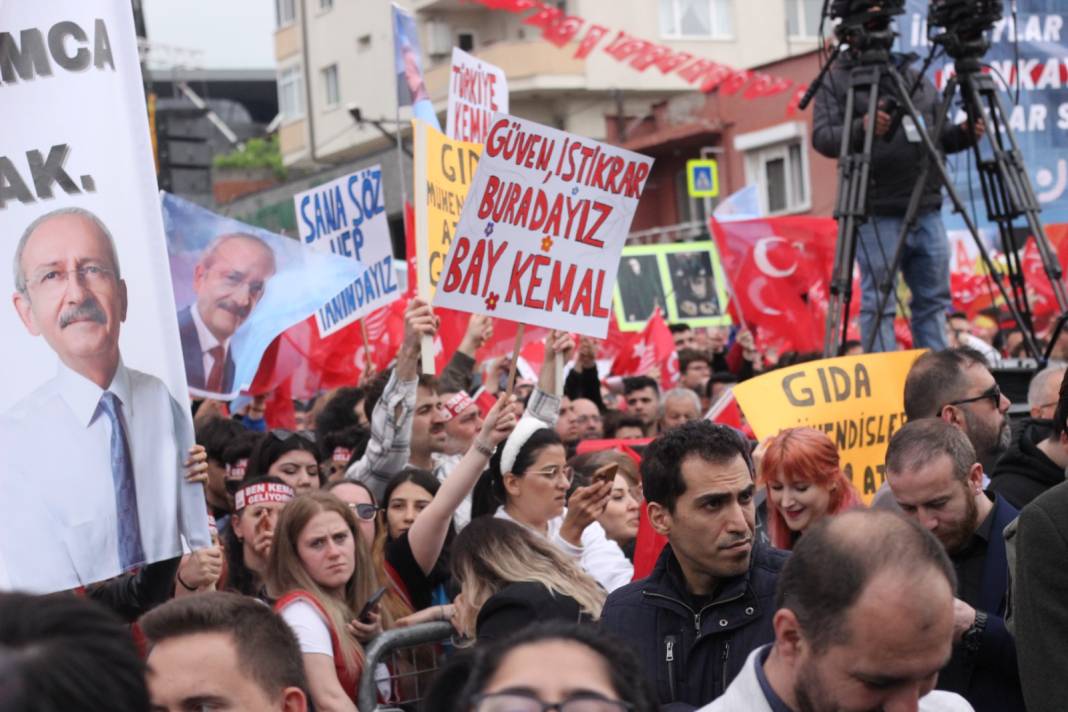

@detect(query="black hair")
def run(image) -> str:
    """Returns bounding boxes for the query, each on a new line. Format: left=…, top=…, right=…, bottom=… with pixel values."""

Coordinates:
left=472, top=427, right=562, bottom=518
left=224, top=475, right=289, bottom=597
left=705, top=372, right=738, bottom=399
left=885, top=418, right=976, bottom=482
left=1051, top=368, right=1068, bottom=438
left=667, top=323, right=692, bottom=334
left=246, top=430, right=319, bottom=482
left=320, top=425, right=370, bottom=464
left=640, top=420, right=752, bottom=513
left=454, top=621, right=658, bottom=712
left=381, top=467, right=446, bottom=540
left=141, top=591, right=308, bottom=701
left=195, top=416, right=246, bottom=463
left=362, top=371, right=392, bottom=424
left=604, top=413, right=645, bottom=439
left=314, top=386, right=365, bottom=438
left=623, top=375, right=659, bottom=396
left=0, top=592, right=149, bottom=712
left=837, top=339, right=863, bottom=356
left=220, top=430, right=264, bottom=468
left=776, top=510, right=956, bottom=653
left=903, top=346, right=988, bottom=420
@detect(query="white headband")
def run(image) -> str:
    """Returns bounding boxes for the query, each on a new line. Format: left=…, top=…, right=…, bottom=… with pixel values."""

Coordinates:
left=500, top=416, right=551, bottom=475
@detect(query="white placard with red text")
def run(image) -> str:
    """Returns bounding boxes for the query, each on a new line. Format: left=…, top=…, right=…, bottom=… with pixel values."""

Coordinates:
left=446, top=47, right=509, bottom=144
left=432, top=114, right=653, bottom=338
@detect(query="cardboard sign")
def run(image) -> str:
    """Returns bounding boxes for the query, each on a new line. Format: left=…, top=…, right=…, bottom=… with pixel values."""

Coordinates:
left=432, top=114, right=653, bottom=338
left=413, top=120, right=483, bottom=300
left=0, top=2, right=210, bottom=593
left=615, top=240, right=731, bottom=331
left=293, top=166, right=400, bottom=336
left=733, top=350, right=924, bottom=503
left=446, top=47, right=509, bottom=143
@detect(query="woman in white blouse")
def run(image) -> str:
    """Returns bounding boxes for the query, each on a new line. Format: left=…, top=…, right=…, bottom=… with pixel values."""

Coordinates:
left=483, top=415, right=634, bottom=592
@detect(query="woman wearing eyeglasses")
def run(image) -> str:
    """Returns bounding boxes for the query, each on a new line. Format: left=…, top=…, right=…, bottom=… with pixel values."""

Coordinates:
left=450, top=517, right=605, bottom=644
left=268, top=491, right=383, bottom=712
left=759, top=427, right=863, bottom=550
left=247, top=428, right=323, bottom=493
left=456, top=621, right=657, bottom=712
left=479, top=416, right=633, bottom=593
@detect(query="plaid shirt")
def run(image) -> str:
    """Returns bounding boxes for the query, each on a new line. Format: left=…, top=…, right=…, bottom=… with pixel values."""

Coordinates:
left=344, top=370, right=417, bottom=501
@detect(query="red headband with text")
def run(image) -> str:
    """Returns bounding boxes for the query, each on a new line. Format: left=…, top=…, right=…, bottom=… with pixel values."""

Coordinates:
left=234, top=482, right=295, bottom=511
left=442, top=391, right=476, bottom=420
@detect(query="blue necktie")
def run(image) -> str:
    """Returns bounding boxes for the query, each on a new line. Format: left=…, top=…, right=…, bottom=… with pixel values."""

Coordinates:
left=97, top=392, right=145, bottom=570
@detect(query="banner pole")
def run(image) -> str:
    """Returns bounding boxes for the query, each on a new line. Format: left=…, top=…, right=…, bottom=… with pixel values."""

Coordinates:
left=504, top=324, right=526, bottom=400
left=359, top=319, right=373, bottom=375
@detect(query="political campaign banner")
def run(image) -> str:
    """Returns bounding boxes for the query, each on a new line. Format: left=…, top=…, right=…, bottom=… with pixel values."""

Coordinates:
left=413, top=120, right=483, bottom=300
left=0, top=1, right=210, bottom=593
left=446, top=47, right=509, bottom=144
left=293, top=166, right=400, bottom=337
left=392, top=2, right=439, bottom=128
left=733, top=350, right=924, bottom=503
left=432, top=114, right=654, bottom=338
left=614, top=241, right=731, bottom=331
left=899, top=0, right=1068, bottom=226
left=161, top=193, right=365, bottom=400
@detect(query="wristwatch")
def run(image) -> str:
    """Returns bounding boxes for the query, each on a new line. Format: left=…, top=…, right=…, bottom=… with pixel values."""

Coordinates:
left=961, top=610, right=988, bottom=655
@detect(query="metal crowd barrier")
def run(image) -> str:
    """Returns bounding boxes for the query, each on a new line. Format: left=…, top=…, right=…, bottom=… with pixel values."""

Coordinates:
left=357, top=621, right=455, bottom=712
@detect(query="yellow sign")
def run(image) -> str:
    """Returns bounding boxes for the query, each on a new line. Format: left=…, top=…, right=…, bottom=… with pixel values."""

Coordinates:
left=412, top=119, right=482, bottom=300
left=686, top=158, right=719, bottom=198
left=733, top=350, right=924, bottom=503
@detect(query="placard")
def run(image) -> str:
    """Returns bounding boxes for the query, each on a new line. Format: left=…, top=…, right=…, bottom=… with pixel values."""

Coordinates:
left=446, top=47, right=509, bottom=143
left=293, top=166, right=400, bottom=336
left=432, top=114, right=653, bottom=337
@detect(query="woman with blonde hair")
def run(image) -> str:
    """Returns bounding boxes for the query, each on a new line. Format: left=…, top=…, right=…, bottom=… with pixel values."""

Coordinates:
left=451, top=517, right=606, bottom=644
left=268, top=491, right=381, bottom=712
left=759, top=426, right=863, bottom=550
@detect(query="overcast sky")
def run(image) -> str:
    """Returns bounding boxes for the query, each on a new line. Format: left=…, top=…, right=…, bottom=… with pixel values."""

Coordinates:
left=143, top=0, right=275, bottom=70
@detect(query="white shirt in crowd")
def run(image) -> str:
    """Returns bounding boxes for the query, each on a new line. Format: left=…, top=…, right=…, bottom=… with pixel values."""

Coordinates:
left=495, top=506, right=633, bottom=593
left=0, top=361, right=210, bottom=593
left=189, top=303, right=229, bottom=383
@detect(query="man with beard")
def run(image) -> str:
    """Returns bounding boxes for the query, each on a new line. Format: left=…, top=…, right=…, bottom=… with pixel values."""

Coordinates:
left=700, top=510, right=972, bottom=712
left=179, top=232, right=276, bottom=394
left=885, top=419, right=1023, bottom=712
left=2, top=208, right=209, bottom=593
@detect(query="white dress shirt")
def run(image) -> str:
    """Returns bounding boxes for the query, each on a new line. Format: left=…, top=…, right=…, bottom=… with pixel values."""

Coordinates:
left=0, top=360, right=210, bottom=593
left=190, top=302, right=229, bottom=382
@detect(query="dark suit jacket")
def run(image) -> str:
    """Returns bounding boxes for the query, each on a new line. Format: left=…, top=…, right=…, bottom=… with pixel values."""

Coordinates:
left=1014, top=480, right=1068, bottom=712
left=177, top=305, right=235, bottom=393
left=938, top=494, right=1025, bottom=712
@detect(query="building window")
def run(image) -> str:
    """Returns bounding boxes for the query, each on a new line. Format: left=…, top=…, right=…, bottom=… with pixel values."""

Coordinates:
left=746, top=141, right=808, bottom=214
left=458, top=31, right=476, bottom=52
left=357, top=34, right=372, bottom=52
left=786, top=0, right=824, bottom=39
left=278, top=64, right=304, bottom=121
left=319, top=0, right=334, bottom=10
left=275, top=0, right=296, bottom=27
left=659, top=0, right=733, bottom=39
left=322, top=64, right=340, bottom=108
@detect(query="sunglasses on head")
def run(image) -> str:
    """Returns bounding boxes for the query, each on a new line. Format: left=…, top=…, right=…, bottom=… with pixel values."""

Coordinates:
left=270, top=428, right=316, bottom=444
left=945, top=383, right=1002, bottom=410
left=348, top=502, right=379, bottom=520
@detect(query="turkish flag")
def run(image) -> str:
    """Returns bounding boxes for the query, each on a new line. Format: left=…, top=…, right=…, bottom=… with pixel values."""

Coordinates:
left=711, top=217, right=837, bottom=353
left=610, top=308, right=678, bottom=389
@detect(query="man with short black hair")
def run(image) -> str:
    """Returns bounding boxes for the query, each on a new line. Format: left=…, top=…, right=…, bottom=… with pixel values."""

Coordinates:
left=0, top=591, right=150, bottom=711
left=623, top=375, right=660, bottom=437
left=678, top=348, right=712, bottom=391
left=602, top=420, right=787, bottom=708
left=700, top=510, right=971, bottom=711
left=142, top=591, right=308, bottom=712
left=669, top=323, right=696, bottom=351
left=196, top=416, right=246, bottom=518
left=886, top=419, right=1023, bottom=712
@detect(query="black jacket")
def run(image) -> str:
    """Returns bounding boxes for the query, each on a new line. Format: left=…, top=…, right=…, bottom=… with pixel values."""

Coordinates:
left=476, top=581, right=589, bottom=645
left=938, top=495, right=1025, bottom=712
left=812, top=52, right=975, bottom=215
left=600, top=542, right=787, bottom=711
left=990, top=418, right=1064, bottom=509
left=1014, top=480, right=1068, bottom=712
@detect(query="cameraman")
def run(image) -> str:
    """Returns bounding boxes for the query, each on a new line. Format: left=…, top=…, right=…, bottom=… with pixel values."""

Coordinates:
left=813, top=9, right=984, bottom=352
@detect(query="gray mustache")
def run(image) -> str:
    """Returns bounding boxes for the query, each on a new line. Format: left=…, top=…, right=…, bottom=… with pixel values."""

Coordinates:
left=59, top=299, right=107, bottom=329
left=216, top=299, right=251, bottom=319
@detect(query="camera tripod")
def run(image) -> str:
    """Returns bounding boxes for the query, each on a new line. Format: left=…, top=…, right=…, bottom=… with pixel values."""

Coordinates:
left=816, top=43, right=1059, bottom=358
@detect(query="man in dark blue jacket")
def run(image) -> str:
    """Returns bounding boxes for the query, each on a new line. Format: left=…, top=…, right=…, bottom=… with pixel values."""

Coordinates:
left=886, top=418, right=1025, bottom=712
left=601, top=421, right=788, bottom=710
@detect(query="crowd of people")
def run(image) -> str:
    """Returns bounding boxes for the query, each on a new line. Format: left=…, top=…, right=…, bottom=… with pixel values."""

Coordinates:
left=4, top=299, right=1068, bottom=712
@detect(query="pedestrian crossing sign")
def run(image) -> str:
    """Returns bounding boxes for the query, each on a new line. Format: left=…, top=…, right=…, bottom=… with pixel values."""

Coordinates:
left=686, top=159, right=719, bottom=198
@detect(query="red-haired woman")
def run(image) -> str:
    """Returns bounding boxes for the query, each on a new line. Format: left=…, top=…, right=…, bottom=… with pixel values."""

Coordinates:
left=759, top=427, right=863, bottom=549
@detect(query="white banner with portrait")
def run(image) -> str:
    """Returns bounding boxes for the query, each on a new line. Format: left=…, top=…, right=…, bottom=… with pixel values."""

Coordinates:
left=0, top=1, right=210, bottom=593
